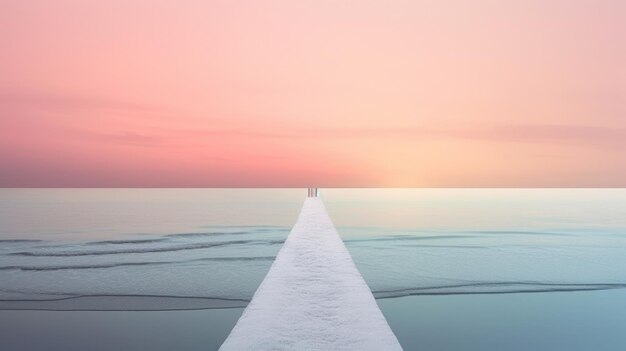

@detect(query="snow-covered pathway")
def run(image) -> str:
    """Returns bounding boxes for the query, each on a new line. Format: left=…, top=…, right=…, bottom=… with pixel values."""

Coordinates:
left=220, top=197, right=402, bottom=350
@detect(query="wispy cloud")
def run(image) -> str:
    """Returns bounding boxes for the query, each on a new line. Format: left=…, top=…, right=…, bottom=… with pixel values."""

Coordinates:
left=4, top=91, right=622, bottom=149
left=465, top=124, right=626, bottom=145
left=0, top=90, right=163, bottom=115
left=94, top=124, right=625, bottom=147
left=81, top=130, right=168, bottom=147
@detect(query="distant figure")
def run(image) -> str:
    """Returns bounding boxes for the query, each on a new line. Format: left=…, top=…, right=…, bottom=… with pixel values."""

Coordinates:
left=307, top=187, right=319, bottom=197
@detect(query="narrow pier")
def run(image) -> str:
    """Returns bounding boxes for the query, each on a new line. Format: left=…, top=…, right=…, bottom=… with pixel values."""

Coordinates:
left=220, top=192, right=402, bottom=350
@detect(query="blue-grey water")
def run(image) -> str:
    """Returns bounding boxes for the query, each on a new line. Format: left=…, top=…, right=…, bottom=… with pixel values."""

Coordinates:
left=1, top=189, right=625, bottom=350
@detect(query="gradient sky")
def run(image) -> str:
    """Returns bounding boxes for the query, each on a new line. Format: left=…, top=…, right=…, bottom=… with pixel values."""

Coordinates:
left=1, top=0, right=625, bottom=187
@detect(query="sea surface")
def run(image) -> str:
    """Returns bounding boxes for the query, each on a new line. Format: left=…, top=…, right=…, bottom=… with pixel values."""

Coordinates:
left=1, top=188, right=625, bottom=350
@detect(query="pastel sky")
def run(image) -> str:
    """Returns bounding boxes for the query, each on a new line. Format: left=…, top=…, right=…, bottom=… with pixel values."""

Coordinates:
left=1, top=0, right=624, bottom=187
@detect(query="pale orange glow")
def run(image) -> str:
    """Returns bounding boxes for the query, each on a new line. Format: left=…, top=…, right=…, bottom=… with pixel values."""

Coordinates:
left=1, top=1, right=624, bottom=187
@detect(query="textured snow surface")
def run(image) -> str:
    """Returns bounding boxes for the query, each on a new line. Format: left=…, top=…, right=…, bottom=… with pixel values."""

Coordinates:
left=220, top=198, right=402, bottom=350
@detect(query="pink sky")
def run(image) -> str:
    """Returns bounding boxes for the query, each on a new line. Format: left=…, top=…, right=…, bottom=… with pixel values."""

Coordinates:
left=1, top=0, right=625, bottom=187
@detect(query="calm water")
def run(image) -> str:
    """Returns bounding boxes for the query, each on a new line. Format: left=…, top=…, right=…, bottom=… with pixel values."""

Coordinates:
left=1, top=189, right=625, bottom=350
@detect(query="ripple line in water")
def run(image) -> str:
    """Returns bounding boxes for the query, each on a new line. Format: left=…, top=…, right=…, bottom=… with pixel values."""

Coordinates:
left=165, top=231, right=251, bottom=238
left=463, top=230, right=575, bottom=237
left=0, top=294, right=250, bottom=311
left=373, top=281, right=626, bottom=298
left=2, top=280, right=626, bottom=311
left=8, top=240, right=285, bottom=257
left=345, top=235, right=478, bottom=244
left=0, top=256, right=276, bottom=271
left=85, top=238, right=167, bottom=245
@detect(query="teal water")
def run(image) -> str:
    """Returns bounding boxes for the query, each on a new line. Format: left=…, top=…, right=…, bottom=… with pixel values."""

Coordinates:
left=1, top=189, right=625, bottom=350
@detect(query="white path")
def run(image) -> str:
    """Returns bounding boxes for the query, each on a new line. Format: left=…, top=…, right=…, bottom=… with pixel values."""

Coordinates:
left=220, top=197, right=402, bottom=350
